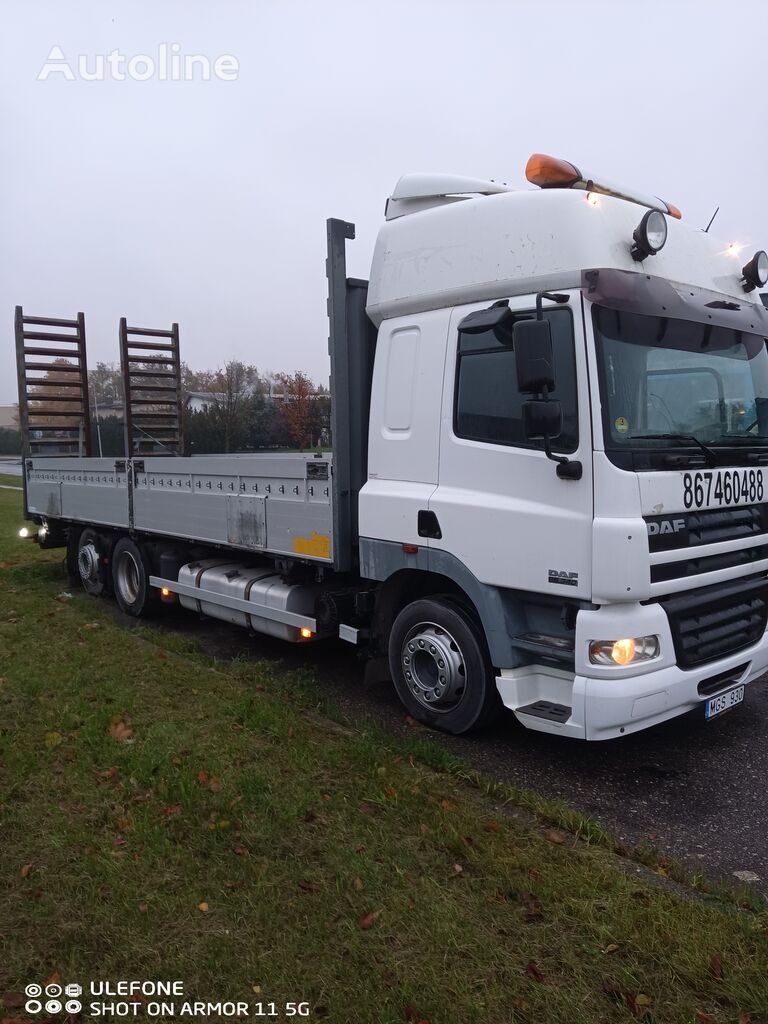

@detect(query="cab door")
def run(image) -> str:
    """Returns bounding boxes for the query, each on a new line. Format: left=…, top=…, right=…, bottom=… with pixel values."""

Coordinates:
left=428, top=290, right=594, bottom=601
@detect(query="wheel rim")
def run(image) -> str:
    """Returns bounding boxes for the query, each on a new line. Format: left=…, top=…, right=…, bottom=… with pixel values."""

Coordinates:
left=401, top=621, right=467, bottom=713
left=78, top=541, right=100, bottom=586
left=116, top=551, right=141, bottom=604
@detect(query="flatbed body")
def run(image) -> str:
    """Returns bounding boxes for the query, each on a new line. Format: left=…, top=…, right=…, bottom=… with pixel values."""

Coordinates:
left=25, top=453, right=335, bottom=564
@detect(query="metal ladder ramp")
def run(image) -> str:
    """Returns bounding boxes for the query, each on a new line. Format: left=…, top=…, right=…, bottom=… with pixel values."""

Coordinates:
left=119, top=318, right=184, bottom=456
left=14, top=305, right=93, bottom=457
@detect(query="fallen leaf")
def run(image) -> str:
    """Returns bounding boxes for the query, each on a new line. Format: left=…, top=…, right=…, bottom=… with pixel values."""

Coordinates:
left=520, top=892, right=543, bottom=922
left=45, top=731, right=63, bottom=749
left=162, top=805, right=181, bottom=817
left=353, top=877, right=364, bottom=891
left=524, top=962, right=545, bottom=983
left=452, top=863, right=464, bottom=875
left=138, top=902, right=148, bottom=913
left=287, top=726, right=294, bottom=739
left=694, top=1013, right=717, bottom=1024
left=485, top=820, right=502, bottom=833
left=108, top=716, right=134, bottom=743
left=358, top=801, right=380, bottom=817
left=157, top=649, right=168, bottom=661
left=233, top=845, right=250, bottom=857
left=405, top=716, right=419, bottom=727
left=223, top=880, right=243, bottom=889
left=197, top=770, right=209, bottom=785
left=359, top=910, right=381, bottom=929
left=208, top=776, right=222, bottom=793
left=709, top=952, right=724, bottom=979
left=82, top=622, right=99, bottom=630
left=114, top=835, right=127, bottom=847
left=528, top=866, right=542, bottom=882
left=655, top=865, right=669, bottom=877
left=603, top=943, right=620, bottom=954
left=738, top=1014, right=752, bottom=1024
left=601, top=979, right=622, bottom=998
left=298, top=879, right=321, bottom=893
left=440, top=799, right=456, bottom=812
left=404, top=1007, right=418, bottom=1021
left=20, top=863, right=33, bottom=878
left=198, top=901, right=209, bottom=912
left=511, top=997, right=529, bottom=1010
left=2, top=992, right=24, bottom=1009
left=384, top=787, right=397, bottom=798
left=545, top=829, right=566, bottom=844
left=303, top=808, right=328, bottom=825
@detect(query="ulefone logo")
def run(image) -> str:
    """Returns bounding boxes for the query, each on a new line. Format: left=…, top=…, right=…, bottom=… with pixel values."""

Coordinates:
left=38, top=44, right=239, bottom=82
left=24, top=982, right=82, bottom=1016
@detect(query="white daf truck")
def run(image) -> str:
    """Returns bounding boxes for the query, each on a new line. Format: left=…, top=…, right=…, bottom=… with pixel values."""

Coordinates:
left=16, top=153, right=768, bottom=740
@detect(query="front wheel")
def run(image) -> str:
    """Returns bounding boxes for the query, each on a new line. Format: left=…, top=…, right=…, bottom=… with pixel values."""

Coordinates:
left=388, top=597, right=500, bottom=734
left=112, top=537, right=154, bottom=617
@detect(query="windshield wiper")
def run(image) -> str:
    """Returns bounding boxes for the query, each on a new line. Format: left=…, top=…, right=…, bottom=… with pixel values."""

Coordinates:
left=628, top=433, right=717, bottom=466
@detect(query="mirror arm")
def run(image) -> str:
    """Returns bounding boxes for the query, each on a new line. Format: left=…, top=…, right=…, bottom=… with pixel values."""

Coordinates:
left=535, top=291, right=570, bottom=320
left=539, top=384, right=583, bottom=480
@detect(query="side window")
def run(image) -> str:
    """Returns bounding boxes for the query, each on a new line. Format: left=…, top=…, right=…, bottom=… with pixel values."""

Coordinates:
left=454, top=307, right=578, bottom=453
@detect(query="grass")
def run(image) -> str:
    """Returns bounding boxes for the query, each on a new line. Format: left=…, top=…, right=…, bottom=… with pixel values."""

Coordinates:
left=0, top=485, right=767, bottom=1024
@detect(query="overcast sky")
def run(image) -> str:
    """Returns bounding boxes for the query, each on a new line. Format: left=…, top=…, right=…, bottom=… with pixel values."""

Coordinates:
left=1, top=0, right=766, bottom=404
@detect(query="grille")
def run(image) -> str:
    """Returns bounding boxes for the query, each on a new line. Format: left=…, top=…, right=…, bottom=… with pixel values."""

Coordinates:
left=645, top=505, right=768, bottom=553
left=660, top=575, right=768, bottom=668
left=651, top=546, right=764, bottom=583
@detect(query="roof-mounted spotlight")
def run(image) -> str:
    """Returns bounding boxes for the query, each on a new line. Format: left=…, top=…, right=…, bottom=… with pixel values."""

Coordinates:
left=631, top=209, right=667, bottom=262
left=741, top=250, right=768, bottom=292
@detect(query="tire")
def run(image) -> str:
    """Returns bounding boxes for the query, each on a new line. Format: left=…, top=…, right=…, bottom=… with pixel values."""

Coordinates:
left=112, top=537, right=154, bottom=617
left=75, top=527, right=108, bottom=597
left=388, top=596, right=500, bottom=734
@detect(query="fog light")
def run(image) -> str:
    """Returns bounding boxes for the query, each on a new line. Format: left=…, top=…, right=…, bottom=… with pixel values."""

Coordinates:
left=631, top=209, right=667, bottom=261
left=18, top=527, right=29, bottom=538
left=589, top=635, right=660, bottom=666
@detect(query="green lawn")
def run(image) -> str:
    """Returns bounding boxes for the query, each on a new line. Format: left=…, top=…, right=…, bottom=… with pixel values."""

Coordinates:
left=0, top=483, right=766, bottom=1024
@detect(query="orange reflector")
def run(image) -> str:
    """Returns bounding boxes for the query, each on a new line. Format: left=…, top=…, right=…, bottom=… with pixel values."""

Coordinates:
left=300, top=628, right=313, bottom=639
left=664, top=201, right=682, bottom=220
left=161, top=587, right=171, bottom=597
left=402, top=543, right=418, bottom=554
left=525, top=152, right=581, bottom=188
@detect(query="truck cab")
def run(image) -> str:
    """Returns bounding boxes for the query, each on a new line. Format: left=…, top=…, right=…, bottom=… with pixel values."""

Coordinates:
left=359, top=156, right=768, bottom=738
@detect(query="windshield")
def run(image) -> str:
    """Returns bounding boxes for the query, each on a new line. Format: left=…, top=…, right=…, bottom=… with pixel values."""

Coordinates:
left=592, top=305, right=768, bottom=453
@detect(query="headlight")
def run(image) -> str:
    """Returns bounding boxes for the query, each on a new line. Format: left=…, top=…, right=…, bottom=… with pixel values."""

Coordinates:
left=18, top=526, right=29, bottom=538
left=588, top=635, right=660, bottom=667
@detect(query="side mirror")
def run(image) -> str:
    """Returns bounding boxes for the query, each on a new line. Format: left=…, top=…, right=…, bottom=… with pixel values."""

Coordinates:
left=513, top=319, right=555, bottom=393
left=524, top=399, right=562, bottom=442
left=458, top=300, right=514, bottom=336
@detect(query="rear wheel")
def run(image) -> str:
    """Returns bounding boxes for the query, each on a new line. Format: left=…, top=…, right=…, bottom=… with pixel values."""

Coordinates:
left=388, top=597, right=500, bottom=734
left=76, top=528, right=108, bottom=596
left=112, top=537, right=154, bottom=617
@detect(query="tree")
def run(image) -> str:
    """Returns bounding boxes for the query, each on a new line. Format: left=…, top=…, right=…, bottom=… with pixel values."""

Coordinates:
left=278, top=371, right=319, bottom=449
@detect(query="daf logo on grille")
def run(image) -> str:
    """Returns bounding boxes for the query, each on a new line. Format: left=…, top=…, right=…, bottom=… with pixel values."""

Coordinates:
left=647, top=518, right=686, bottom=536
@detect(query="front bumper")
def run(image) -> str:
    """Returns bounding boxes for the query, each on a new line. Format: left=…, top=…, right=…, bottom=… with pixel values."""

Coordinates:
left=496, top=598, right=768, bottom=740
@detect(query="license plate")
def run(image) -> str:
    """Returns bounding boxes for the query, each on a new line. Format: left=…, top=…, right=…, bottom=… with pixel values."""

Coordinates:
left=704, top=685, right=745, bottom=720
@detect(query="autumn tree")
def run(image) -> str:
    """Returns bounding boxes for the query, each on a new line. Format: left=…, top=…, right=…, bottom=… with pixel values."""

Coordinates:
left=276, top=372, right=319, bottom=449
